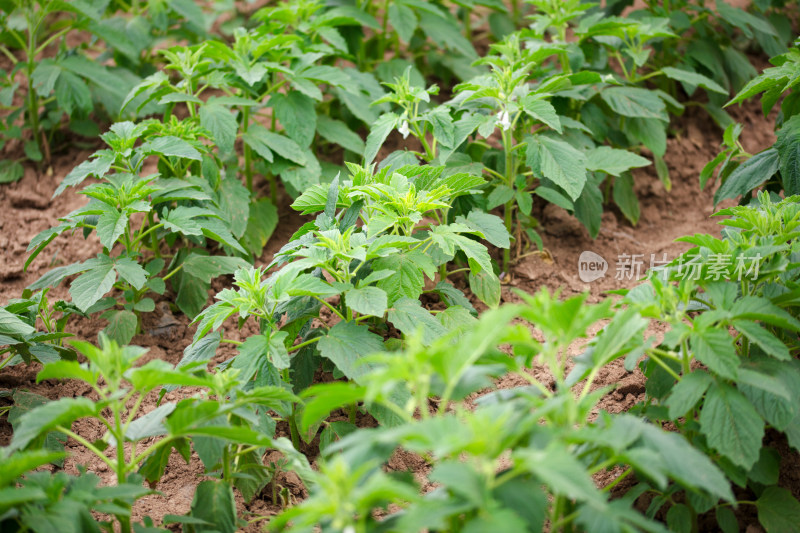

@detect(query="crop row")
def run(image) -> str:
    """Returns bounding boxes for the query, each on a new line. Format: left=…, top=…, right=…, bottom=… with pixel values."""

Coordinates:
left=1, top=1, right=800, bottom=532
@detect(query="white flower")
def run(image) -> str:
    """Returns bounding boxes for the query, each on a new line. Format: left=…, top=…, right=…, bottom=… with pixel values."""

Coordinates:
left=343, top=527, right=356, bottom=533
left=398, top=120, right=410, bottom=138
left=496, top=110, right=511, bottom=131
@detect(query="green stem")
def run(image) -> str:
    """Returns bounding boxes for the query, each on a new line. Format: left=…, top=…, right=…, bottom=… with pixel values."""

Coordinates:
left=243, top=106, right=254, bottom=192
left=56, top=426, right=115, bottom=471
left=161, top=263, right=183, bottom=282
left=289, top=336, right=321, bottom=353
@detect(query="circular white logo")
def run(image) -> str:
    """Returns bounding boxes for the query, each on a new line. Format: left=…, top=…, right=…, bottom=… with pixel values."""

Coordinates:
left=578, top=251, right=607, bottom=282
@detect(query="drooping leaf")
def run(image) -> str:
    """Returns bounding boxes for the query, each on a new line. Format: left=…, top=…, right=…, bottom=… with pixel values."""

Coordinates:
left=699, top=383, right=764, bottom=469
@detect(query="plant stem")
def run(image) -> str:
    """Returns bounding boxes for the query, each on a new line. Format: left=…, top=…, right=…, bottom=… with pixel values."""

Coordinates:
left=242, top=106, right=254, bottom=192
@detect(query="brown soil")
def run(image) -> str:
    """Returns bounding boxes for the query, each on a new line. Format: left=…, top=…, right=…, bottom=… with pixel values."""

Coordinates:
left=1, top=54, right=797, bottom=533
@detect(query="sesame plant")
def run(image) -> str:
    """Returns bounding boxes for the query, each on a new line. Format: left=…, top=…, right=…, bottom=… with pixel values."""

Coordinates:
left=705, top=39, right=800, bottom=203
left=185, top=163, right=507, bottom=448
left=617, top=193, right=800, bottom=532
left=24, top=120, right=250, bottom=344
left=6, top=334, right=309, bottom=532
left=272, top=290, right=735, bottom=532
left=0, top=288, right=77, bottom=371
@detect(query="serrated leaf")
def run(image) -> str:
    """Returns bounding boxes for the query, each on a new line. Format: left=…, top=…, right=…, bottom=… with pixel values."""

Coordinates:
left=601, top=86, right=667, bottom=120
left=102, top=309, right=137, bottom=345
left=690, top=328, right=739, bottom=380
left=271, top=91, right=316, bottom=147
left=0, top=308, right=35, bottom=336
left=115, top=256, right=148, bottom=290
left=714, top=148, right=779, bottom=204
left=182, top=254, right=251, bottom=283
left=388, top=297, right=449, bottom=345
left=521, top=95, right=561, bottom=132
left=10, top=397, right=99, bottom=451
left=460, top=210, right=510, bottom=248
left=586, top=146, right=651, bottom=176
left=613, top=172, right=640, bottom=225
left=141, top=136, right=201, bottom=160
left=666, top=371, right=713, bottom=419
left=699, top=383, right=764, bottom=469
left=96, top=205, right=129, bottom=250
left=316, top=116, right=365, bottom=155
left=345, top=286, right=388, bottom=317
left=527, top=136, right=587, bottom=200
left=199, top=102, right=237, bottom=154
left=317, top=321, right=383, bottom=380
left=757, top=487, right=800, bottom=533
left=243, top=198, right=278, bottom=256
left=189, top=480, right=237, bottom=533
left=662, top=67, right=727, bottom=95
left=70, top=257, right=117, bottom=312
left=365, top=112, right=399, bottom=164
left=776, top=115, right=800, bottom=195
left=469, top=269, right=500, bottom=308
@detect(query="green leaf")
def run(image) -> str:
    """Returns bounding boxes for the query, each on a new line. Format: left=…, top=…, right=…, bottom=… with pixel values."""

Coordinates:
left=217, top=178, right=250, bottom=238
left=242, top=198, right=278, bottom=256
left=271, top=91, right=316, bottom=147
left=125, top=403, right=175, bottom=442
left=375, top=251, right=436, bottom=305
left=102, top=309, right=137, bottom=345
left=699, top=383, right=765, bottom=469
left=55, top=71, right=92, bottom=116
left=365, top=112, right=400, bottom=164
left=201, top=218, right=247, bottom=254
left=54, top=154, right=115, bottom=196
left=0, top=449, right=66, bottom=487
left=300, top=382, right=365, bottom=434
left=527, top=135, right=587, bottom=200
left=388, top=2, right=417, bottom=42
left=0, top=160, right=24, bottom=184
left=189, top=480, right=237, bottom=533
left=521, top=95, right=561, bottom=132
left=317, top=321, right=383, bottom=380
left=96, top=205, right=129, bottom=250
left=469, top=269, right=501, bottom=308
left=666, top=504, right=692, bottom=533
left=734, top=320, right=791, bottom=361
left=716, top=507, right=739, bottom=533
left=70, top=256, right=117, bottom=312
left=316, top=116, right=365, bottom=155
left=0, top=308, right=35, bottom=336
left=666, top=371, right=713, bottom=419
left=586, top=146, right=651, bottom=176
left=114, top=257, right=148, bottom=290
left=661, top=67, right=727, bottom=95
left=388, top=297, right=449, bottom=345
left=10, top=397, right=99, bottom=451
left=199, top=102, right=237, bottom=154
left=714, top=148, right=779, bottom=204
left=627, top=117, right=667, bottom=157
left=601, top=86, right=668, bottom=120
left=757, top=487, right=800, bottom=533
left=460, top=211, right=510, bottom=248
left=345, top=286, right=388, bottom=317
left=141, top=136, right=202, bottom=161
left=690, top=328, right=739, bottom=380
left=247, top=125, right=306, bottom=165
left=517, top=445, right=603, bottom=504
left=776, top=115, right=800, bottom=195
left=182, top=254, right=251, bottom=284
left=612, top=172, right=640, bottom=225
